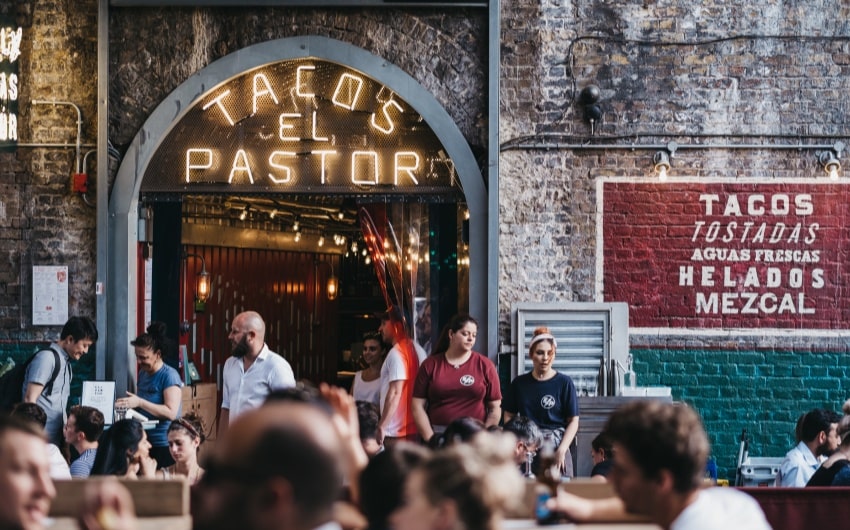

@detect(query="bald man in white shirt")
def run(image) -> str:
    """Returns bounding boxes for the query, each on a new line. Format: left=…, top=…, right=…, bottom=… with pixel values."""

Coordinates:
left=219, top=311, right=295, bottom=431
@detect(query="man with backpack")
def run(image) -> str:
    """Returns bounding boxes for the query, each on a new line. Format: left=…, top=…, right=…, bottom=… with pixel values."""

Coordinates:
left=23, top=316, right=98, bottom=446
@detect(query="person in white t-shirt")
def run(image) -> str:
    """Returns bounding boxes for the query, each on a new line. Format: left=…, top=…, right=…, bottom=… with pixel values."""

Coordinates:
left=548, top=400, right=771, bottom=530
left=219, top=311, right=295, bottom=432
left=377, top=307, right=426, bottom=445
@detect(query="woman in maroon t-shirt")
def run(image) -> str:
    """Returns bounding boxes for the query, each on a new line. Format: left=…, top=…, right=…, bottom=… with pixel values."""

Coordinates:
left=411, top=314, right=502, bottom=444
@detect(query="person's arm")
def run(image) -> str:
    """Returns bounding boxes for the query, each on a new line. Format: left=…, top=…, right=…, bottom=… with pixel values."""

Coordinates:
left=503, top=410, right=516, bottom=423
left=484, top=400, right=501, bottom=428
left=377, top=379, right=403, bottom=445
left=411, top=397, right=433, bottom=442
left=319, top=383, right=369, bottom=504
left=23, top=351, right=54, bottom=403
left=218, top=408, right=230, bottom=434
left=24, top=382, right=45, bottom=403
left=557, top=416, right=579, bottom=472
left=122, top=386, right=181, bottom=420
left=548, top=490, right=627, bottom=522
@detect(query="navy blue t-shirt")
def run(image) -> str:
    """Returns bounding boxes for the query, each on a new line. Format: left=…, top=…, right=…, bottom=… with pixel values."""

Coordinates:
left=503, top=372, right=578, bottom=431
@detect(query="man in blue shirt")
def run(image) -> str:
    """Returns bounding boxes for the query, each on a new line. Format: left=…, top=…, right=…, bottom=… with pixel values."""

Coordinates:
left=64, top=405, right=104, bottom=478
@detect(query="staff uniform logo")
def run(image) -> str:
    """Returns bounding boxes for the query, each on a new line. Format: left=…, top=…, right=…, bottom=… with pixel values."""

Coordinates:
left=540, top=395, right=556, bottom=409
left=459, top=374, right=475, bottom=386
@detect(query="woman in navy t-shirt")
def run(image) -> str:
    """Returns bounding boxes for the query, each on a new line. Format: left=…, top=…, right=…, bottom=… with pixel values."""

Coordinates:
left=503, top=326, right=579, bottom=477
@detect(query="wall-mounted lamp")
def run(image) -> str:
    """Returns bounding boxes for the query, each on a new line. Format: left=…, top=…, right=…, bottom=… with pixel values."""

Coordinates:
left=653, top=142, right=677, bottom=181
left=653, top=151, right=671, bottom=181
left=292, top=217, right=300, bottom=231
left=239, top=205, right=249, bottom=221
left=819, top=143, right=844, bottom=180
left=183, top=252, right=212, bottom=305
left=315, top=260, right=339, bottom=301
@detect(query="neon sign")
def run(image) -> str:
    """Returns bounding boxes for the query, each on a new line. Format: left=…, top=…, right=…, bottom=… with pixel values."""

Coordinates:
left=143, top=59, right=458, bottom=195
left=0, top=22, right=21, bottom=150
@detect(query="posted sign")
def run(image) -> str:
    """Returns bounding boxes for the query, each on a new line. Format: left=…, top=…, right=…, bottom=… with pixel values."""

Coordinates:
left=598, top=180, right=850, bottom=330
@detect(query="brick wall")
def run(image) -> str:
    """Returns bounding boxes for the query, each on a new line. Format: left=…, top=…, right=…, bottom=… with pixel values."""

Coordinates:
left=0, top=0, right=97, bottom=341
left=500, top=0, right=850, bottom=479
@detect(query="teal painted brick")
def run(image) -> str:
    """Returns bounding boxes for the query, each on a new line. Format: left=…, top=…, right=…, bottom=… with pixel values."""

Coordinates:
left=791, top=366, right=811, bottom=377
left=632, top=346, right=849, bottom=480
left=755, top=364, right=774, bottom=376
left=737, top=365, right=756, bottom=376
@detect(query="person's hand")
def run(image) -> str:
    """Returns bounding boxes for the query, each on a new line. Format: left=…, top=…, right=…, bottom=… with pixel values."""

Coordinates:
left=375, top=425, right=386, bottom=446
left=556, top=445, right=569, bottom=474
left=546, top=488, right=593, bottom=522
left=115, top=392, right=141, bottom=411
left=77, top=478, right=137, bottom=530
left=137, top=454, right=158, bottom=478
left=319, top=383, right=358, bottom=442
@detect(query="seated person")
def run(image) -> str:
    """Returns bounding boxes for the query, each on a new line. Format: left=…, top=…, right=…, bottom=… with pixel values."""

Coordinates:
left=158, top=413, right=206, bottom=484
left=776, top=408, right=840, bottom=486
left=547, top=400, right=770, bottom=530
left=359, top=442, right=430, bottom=530
left=810, top=399, right=850, bottom=486
left=590, top=431, right=614, bottom=481
left=11, top=402, right=71, bottom=479
left=391, top=431, right=524, bottom=530
left=502, top=415, right=542, bottom=473
left=429, top=416, right=485, bottom=449
left=0, top=415, right=55, bottom=529
left=90, top=418, right=157, bottom=478
left=63, top=405, right=104, bottom=478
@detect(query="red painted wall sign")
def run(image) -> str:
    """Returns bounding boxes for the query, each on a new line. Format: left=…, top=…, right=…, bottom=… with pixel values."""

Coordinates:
left=600, top=180, right=850, bottom=330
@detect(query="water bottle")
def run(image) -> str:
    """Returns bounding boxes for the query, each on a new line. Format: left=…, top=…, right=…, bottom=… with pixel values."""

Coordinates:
left=625, top=354, right=637, bottom=389
left=705, top=456, right=718, bottom=484
left=535, top=433, right=561, bottom=525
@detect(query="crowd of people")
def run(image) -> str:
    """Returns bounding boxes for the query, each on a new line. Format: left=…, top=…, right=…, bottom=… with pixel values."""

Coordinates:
left=13, top=308, right=841, bottom=530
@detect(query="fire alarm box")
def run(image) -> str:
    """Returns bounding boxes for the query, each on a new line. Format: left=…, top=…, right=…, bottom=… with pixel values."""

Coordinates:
left=72, top=173, right=88, bottom=193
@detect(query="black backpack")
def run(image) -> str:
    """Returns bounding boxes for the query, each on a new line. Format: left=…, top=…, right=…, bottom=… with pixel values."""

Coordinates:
left=0, top=348, right=61, bottom=413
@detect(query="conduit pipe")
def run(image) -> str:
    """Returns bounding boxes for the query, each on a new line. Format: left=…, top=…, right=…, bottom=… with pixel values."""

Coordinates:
left=30, top=99, right=84, bottom=174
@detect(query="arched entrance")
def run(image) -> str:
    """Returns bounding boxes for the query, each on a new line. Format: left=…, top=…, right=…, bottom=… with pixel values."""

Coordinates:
left=107, top=36, right=487, bottom=395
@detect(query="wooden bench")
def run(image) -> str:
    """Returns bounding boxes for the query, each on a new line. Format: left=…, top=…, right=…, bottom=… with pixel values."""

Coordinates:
left=48, top=477, right=191, bottom=530
left=738, top=487, right=850, bottom=530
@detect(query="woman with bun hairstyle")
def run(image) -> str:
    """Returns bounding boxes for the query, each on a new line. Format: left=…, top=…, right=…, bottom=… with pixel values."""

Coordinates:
left=411, top=314, right=501, bottom=445
left=503, top=326, right=579, bottom=477
left=159, top=412, right=206, bottom=484
left=114, top=321, right=184, bottom=468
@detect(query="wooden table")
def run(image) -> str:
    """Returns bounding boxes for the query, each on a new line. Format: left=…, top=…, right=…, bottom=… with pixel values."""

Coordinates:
left=47, top=516, right=191, bottom=530
left=504, top=520, right=661, bottom=529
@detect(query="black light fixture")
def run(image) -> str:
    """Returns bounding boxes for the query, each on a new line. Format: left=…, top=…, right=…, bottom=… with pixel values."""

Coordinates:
left=578, top=85, right=603, bottom=132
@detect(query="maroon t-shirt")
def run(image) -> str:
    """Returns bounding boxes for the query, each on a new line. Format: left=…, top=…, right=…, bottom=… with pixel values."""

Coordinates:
left=413, top=352, right=502, bottom=427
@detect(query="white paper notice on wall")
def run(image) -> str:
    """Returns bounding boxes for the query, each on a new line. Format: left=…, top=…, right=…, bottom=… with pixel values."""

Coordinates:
left=32, top=265, right=69, bottom=326
left=81, top=381, right=116, bottom=425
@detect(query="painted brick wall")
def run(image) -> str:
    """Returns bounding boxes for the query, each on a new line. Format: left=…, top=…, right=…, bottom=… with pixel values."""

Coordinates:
left=500, top=0, right=850, bottom=480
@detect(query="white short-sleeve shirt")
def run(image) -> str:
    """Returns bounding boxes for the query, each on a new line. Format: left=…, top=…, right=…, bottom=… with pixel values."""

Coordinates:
left=221, top=344, right=295, bottom=421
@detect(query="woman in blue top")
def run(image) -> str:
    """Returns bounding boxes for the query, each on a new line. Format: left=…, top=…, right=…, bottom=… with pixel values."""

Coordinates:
left=503, top=326, right=579, bottom=477
left=115, top=321, right=183, bottom=468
